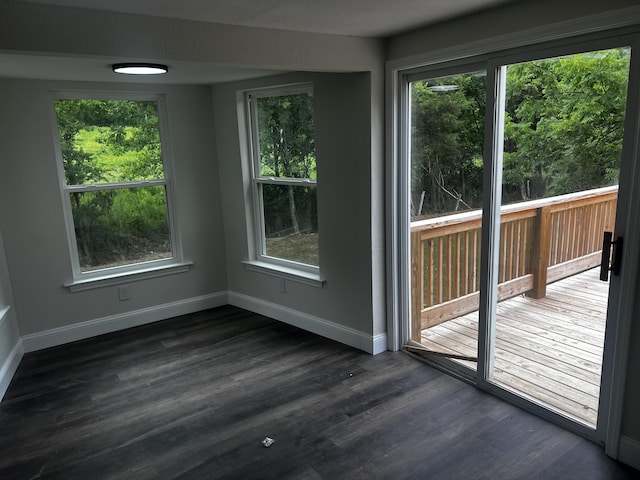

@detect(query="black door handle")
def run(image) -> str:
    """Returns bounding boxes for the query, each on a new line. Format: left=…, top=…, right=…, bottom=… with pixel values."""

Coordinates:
left=600, top=232, right=623, bottom=281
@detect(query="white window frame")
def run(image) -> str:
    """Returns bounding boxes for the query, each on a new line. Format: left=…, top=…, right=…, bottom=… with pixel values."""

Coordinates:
left=50, top=91, right=188, bottom=290
left=242, top=84, right=324, bottom=287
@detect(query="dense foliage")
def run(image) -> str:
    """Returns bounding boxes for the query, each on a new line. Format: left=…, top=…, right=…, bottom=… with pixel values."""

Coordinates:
left=411, top=72, right=486, bottom=215
left=411, top=48, right=630, bottom=217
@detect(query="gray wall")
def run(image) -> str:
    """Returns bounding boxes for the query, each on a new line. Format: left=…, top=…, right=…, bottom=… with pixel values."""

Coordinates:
left=213, top=71, right=386, bottom=343
left=0, top=80, right=227, bottom=336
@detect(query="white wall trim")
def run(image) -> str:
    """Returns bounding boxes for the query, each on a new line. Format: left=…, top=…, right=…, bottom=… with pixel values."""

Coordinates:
left=372, top=333, right=388, bottom=355
left=65, top=262, right=193, bottom=292
left=19, top=290, right=387, bottom=356
left=21, top=292, right=228, bottom=353
left=618, top=436, right=640, bottom=471
left=0, top=338, right=24, bottom=401
left=228, top=291, right=386, bottom=355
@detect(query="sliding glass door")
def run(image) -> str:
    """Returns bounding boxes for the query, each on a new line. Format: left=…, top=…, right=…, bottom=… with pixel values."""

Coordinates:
left=401, top=33, right=640, bottom=441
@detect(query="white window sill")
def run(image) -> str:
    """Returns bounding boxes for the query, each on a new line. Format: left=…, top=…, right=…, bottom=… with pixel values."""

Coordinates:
left=64, top=262, right=193, bottom=292
left=242, top=261, right=326, bottom=288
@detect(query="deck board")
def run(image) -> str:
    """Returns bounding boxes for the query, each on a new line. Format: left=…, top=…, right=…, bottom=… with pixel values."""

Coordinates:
left=420, top=268, right=607, bottom=427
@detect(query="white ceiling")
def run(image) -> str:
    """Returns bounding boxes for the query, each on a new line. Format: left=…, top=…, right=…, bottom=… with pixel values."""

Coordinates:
left=14, top=0, right=512, bottom=37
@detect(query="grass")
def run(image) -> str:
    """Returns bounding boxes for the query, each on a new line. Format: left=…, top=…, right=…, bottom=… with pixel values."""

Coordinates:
left=266, top=233, right=319, bottom=266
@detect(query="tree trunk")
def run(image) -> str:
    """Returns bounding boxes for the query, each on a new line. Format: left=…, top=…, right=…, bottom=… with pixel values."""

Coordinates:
left=287, top=185, right=300, bottom=235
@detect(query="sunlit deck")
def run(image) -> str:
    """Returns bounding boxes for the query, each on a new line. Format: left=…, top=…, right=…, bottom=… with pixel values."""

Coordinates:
left=421, top=267, right=607, bottom=427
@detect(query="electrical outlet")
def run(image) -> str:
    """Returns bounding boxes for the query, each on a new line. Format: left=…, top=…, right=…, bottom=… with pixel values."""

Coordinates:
left=118, top=285, right=130, bottom=301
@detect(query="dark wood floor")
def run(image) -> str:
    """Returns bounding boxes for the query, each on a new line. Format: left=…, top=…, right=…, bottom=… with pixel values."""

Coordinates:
left=0, top=306, right=636, bottom=479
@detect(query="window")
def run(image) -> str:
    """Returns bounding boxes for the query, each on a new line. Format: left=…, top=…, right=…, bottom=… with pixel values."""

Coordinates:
left=246, top=85, right=319, bottom=274
left=52, top=95, right=179, bottom=280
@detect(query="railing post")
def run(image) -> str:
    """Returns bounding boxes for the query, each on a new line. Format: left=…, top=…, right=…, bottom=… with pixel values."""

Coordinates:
left=528, top=206, right=551, bottom=299
left=411, top=231, right=424, bottom=342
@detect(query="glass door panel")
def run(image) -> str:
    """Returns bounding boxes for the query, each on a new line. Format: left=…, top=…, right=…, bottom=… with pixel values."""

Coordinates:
left=409, top=70, right=486, bottom=370
left=489, top=47, right=631, bottom=427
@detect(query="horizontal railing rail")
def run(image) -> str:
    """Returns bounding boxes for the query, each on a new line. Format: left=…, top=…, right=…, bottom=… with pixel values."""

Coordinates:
left=411, top=186, right=618, bottom=340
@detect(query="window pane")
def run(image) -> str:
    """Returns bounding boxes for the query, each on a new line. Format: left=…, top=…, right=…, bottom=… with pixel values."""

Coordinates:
left=262, top=183, right=318, bottom=266
left=408, top=70, right=486, bottom=367
left=70, top=186, right=171, bottom=272
left=488, top=47, right=631, bottom=426
left=256, top=93, right=316, bottom=179
left=502, top=48, right=630, bottom=203
left=411, top=71, right=486, bottom=217
left=55, top=99, right=164, bottom=185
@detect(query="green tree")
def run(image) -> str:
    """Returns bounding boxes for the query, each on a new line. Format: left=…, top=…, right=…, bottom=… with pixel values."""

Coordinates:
left=257, top=93, right=316, bottom=236
left=411, top=73, right=486, bottom=216
left=409, top=48, right=630, bottom=217
left=503, top=48, right=630, bottom=202
left=55, top=100, right=104, bottom=185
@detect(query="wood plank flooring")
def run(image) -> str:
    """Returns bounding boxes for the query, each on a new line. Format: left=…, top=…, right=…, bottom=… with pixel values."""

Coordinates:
left=1, top=305, right=635, bottom=479
left=421, top=268, right=607, bottom=427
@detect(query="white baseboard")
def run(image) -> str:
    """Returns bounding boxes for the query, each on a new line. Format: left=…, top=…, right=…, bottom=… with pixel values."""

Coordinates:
left=19, top=290, right=388, bottom=355
left=228, top=291, right=387, bottom=355
left=0, top=338, right=24, bottom=401
left=372, top=333, right=388, bottom=355
left=618, top=435, right=640, bottom=471
left=21, top=292, right=228, bottom=353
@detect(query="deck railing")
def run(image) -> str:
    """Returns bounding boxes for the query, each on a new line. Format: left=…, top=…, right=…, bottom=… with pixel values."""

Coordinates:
left=410, top=186, right=618, bottom=339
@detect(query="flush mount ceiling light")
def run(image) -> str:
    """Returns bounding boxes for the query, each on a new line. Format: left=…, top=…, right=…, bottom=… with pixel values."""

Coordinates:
left=112, top=63, right=168, bottom=75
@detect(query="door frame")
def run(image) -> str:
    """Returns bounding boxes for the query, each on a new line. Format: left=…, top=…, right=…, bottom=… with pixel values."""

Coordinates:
left=386, top=15, right=640, bottom=456
left=602, top=33, right=640, bottom=457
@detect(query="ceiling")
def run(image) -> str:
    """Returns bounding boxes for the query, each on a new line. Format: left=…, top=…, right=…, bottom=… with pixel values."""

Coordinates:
left=1, top=0, right=514, bottom=84
left=14, top=0, right=512, bottom=37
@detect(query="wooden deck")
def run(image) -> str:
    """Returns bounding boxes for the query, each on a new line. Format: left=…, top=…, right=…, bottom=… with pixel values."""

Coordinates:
left=420, top=267, right=608, bottom=427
